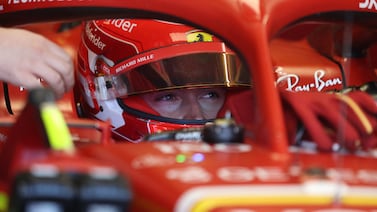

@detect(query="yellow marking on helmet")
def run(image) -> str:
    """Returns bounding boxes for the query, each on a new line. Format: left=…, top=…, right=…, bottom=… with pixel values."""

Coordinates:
left=187, top=32, right=213, bottom=43
left=40, top=103, right=74, bottom=152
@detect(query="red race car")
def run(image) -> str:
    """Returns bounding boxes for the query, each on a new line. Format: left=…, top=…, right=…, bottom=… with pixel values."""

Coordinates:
left=0, top=0, right=376, bottom=211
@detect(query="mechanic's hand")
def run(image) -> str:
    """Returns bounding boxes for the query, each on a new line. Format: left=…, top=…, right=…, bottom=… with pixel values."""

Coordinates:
left=281, top=89, right=377, bottom=152
left=0, top=27, right=74, bottom=98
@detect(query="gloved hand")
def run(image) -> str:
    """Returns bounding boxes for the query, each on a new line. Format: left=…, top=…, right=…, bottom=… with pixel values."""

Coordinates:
left=280, top=89, right=377, bottom=152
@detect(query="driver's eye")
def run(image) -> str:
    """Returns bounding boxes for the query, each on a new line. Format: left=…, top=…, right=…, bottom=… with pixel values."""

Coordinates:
left=155, top=93, right=178, bottom=102
left=202, top=91, right=220, bottom=99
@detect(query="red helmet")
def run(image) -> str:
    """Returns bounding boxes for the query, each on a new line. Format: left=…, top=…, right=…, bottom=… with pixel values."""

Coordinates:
left=75, top=19, right=250, bottom=142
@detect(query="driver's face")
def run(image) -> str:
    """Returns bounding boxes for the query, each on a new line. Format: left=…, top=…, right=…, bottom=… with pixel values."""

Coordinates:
left=142, top=87, right=226, bottom=120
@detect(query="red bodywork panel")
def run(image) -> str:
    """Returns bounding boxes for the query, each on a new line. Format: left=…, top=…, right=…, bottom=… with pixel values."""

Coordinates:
left=0, top=0, right=376, bottom=211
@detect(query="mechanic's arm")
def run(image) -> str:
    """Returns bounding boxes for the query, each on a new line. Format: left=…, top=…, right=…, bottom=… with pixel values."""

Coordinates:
left=0, top=27, right=74, bottom=98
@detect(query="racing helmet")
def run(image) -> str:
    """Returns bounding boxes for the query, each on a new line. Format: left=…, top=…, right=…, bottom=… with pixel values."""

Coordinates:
left=75, top=19, right=251, bottom=142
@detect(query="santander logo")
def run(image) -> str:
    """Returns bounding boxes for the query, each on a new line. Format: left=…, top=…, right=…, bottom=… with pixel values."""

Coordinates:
left=85, top=24, right=106, bottom=50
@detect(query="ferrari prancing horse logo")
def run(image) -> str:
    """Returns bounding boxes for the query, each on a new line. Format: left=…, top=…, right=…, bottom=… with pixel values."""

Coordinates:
left=186, top=32, right=213, bottom=42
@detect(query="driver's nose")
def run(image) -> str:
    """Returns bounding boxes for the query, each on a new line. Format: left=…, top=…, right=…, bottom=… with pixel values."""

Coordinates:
left=183, top=95, right=205, bottom=120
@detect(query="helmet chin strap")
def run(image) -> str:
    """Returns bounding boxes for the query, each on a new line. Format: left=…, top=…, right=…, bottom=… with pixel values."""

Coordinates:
left=117, top=98, right=212, bottom=125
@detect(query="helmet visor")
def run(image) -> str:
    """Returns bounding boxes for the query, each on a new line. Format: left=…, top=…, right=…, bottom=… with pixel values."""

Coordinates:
left=94, top=52, right=251, bottom=100
left=123, top=52, right=250, bottom=95
left=95, top=42, right=251, bottom=100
